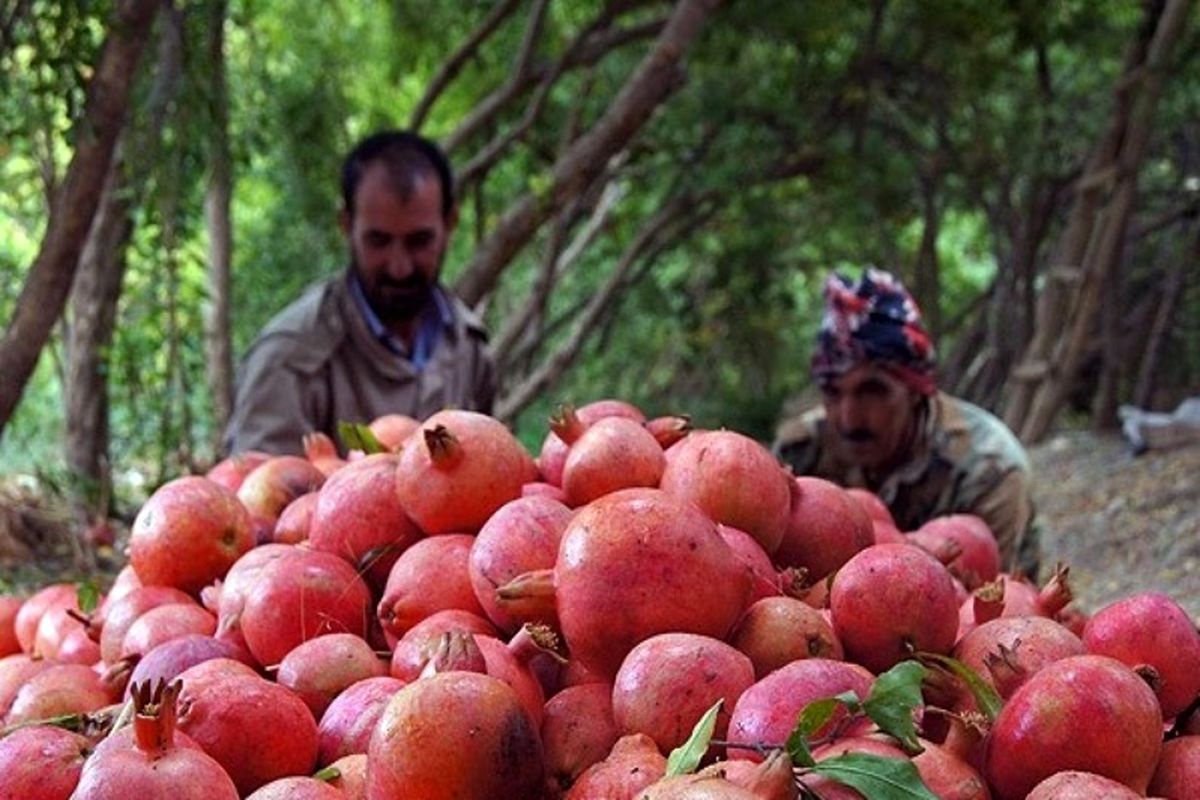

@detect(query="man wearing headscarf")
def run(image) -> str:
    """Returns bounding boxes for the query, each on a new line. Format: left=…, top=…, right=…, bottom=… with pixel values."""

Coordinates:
left=773, top=268, right=1038, bottom=575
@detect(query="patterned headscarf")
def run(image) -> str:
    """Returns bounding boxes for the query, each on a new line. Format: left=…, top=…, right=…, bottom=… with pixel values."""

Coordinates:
left=811, top=268, right=937, bottom=395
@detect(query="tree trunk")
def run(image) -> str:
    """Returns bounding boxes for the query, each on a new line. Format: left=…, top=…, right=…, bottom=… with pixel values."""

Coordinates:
left=453, top=0, right=722, bottom=308
left=0, top=0, right=160, bottom=441
left=1134, top=219, right=1196, bottom=408
left=204, top=0, right=234, bottom=456
left=1004, top=0, right=1190, bottom=442
left=913, top=169, right=942, bottom=340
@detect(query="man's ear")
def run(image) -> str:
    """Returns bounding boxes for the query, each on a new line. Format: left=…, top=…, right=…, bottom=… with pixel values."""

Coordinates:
left=337, top=208, right=351, bottom=238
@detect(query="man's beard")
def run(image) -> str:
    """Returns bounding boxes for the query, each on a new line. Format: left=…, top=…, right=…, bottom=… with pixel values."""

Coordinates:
left=354, top=260, right=434, bottom=324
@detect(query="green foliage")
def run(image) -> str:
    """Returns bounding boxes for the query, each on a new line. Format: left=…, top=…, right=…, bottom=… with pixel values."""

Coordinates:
left=664, top=699, right=722, bottom=776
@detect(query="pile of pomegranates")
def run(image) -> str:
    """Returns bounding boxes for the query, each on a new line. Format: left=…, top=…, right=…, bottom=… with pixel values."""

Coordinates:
left=0, top=403, right=1196, bottom=800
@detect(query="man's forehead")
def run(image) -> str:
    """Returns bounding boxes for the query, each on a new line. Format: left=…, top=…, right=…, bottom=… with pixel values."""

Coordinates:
left=822, top=363, right=904, bottom=391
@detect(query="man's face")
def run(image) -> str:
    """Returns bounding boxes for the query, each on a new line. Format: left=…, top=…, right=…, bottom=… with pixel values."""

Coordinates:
left=820, top=363, right=922, bottom=473
left=341, top=164, right=454, bottom=325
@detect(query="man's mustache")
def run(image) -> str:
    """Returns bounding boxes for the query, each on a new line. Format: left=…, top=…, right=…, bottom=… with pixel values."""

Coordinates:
left=839, top=429, right=877, bottom=443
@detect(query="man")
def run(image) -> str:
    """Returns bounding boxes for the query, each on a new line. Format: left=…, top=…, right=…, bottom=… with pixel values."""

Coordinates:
left=773, top=268, right=1038, bottom=575
left=224, top=130, right=496, bottom=455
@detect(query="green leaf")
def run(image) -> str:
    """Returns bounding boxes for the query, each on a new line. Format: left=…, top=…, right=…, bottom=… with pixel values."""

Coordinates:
left=337, top=421, right=385, bottom=454
left=665, top=700, right=722, bottom=776
left=787, top=692, right=861, bottom=767
left=313, top=765, right=341, bottom=783
left=76, top=580, right=100, bottom=613
left=919, top=652, right=1003, bottom=721
left=809, top=752, right=939, bottom=800
left=863, top=661, right=927, bottom=752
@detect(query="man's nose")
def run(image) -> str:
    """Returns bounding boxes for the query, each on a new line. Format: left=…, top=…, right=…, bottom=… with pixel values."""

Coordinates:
left=383, top=244, right=414, bottom=279
left=836, top=396, right=865, bottom=429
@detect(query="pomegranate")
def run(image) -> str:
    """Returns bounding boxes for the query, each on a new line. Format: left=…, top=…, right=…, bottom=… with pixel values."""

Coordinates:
left=205, top=450, right=270, bottom=492
left=659, top=430, right=793, bottom=555
left=307, top=453, right=424, bottom=593
left=303, top=431, right=347, bottom=476
left=1026, top=771, right=1144, bottom=799
left=644, top=414, right=693, bottom=449
left=983, top=654, right=1163, bottom=799
left=130, top=476, right=254, bottom=595
left=237, top=455, right=327, bottom=541
left=0, top=725, right=90, bottom=800
left=553, top=410, right=665, bottom=506
left=469, top=495, right=573, bottom=633
left=394, top=409, right=537, bottom=534
left=210, top=543, right=298, bottom=645
left=325, top=753, right=368, bottom=799
left=612, top=632, right=755, bottom=753
left=522, top=488, right=752, bottom=679
left=244, top=776, right=343, bottom=799
left=119, top=603, right=218, bottom=663
left=564, top=733, right=666, bottom=800
left=718, top=525, right=788, bottom=603
left=98, top=586, right=196, bottom=666
left=775, top=476, right=875, bottom=580
left=388, top=608, right=499, bottom=681
left=369, top=413, right=420, bottom=450
left=0, top=595, right=24, bottom=656
left=1147, top=735, right=1200, bottom=798
left=950, top=615, right=1084, bottom=704
left=727, top=659, right=875, bottom=762
left=0, top=654, right=51, bottom=719
left=368, top=671, right=544, bottom=799
left=316, top=675, right=406, bottom=766
left=53, top=627, right=101, bottom=665
left=377, top=534, right=486, bottom=639
left=804, top=735, right=910, bottom=799
left=14, top=583, right=76, bottom=654
left=126, top=634, right=256, bottom=696
left=272, top=490, right=318, bottom=544
left=1082, top=591, right=1200, bottom=718
left=730, top=596, right=843, bottom=679
left=72, top=681, right=237, bottom=800
left=276, top=633, right=387, bottom=718
left=637, top=775, right=761, bottom=799
left=698, top=750, right=799, bottom=800
left=175, top=665, right=319, bottom=795
left=959, top=568, right=1074, bottom=635
left=830, top=543, right=959, bottom=673
left=911, top=739, right=991, bottom=800
left=5, top=663, right=114, bottom=724
left=845, top=487, right=894, bottom=526
left=539, top=400, right=647, bottom=487
left=541, top=682, right=619, bottom=797
left=523, top=480, right=571, bottom=503
left=909, top=515, right=1000, bottom=590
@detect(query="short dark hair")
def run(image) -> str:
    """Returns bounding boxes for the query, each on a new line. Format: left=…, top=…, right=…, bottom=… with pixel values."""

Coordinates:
left=340, top=130, right=455, bottom=219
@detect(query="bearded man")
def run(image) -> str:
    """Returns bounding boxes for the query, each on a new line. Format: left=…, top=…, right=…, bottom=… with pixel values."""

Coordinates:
left=224, top=130, right=495, bottom=455
left=773, top=268, right=1039, bottom=575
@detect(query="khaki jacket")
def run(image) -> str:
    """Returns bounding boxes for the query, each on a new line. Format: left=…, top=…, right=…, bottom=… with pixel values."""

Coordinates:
left=773, top=392, right=1035, bottom=574
left=224, top=272, right=496, bottom=456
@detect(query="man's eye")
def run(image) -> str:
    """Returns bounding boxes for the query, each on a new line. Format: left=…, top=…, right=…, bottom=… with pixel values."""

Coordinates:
left=407, top=232, right=434, bottom=249
left=365, top=233, right=391, bottom=247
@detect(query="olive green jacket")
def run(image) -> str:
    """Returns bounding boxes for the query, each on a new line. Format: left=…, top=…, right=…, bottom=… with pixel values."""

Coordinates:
left=773, top=392, right=1035, bottom=573
left=224, top=272, right=496, bottom=456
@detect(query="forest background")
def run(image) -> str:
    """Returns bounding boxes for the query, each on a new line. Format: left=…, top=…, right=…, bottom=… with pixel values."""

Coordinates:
left=0, top=0, right=1197, bottom=545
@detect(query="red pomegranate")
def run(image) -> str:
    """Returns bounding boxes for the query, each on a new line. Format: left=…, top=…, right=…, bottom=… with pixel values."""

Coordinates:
left=394, top=409, right=536, bottom=534
left=0, top=595, right=24, bottom=657
left=1082, top=591, right=1200, bottom=718
left=845, top=487, right=894, bottom=526
left=72, top=681, right=238, bottom=800
left=14, top=583, right=77, bottom=654
left=908, top=514, right=1000, bottom=590
left=5, top=663, right=114, bottom=725
left=368, top=413, right=420, bottom=451
left=469, top=495, right=573, bottom=633
left=950, top=615, right=1084, bottom=704
left=119, top=604, right=217, bottom=663
left=658, top=430, right=793, bottom=555
left=553, top=410, right=665, bottom=506
left=126, top=634, right=256, bottom=697
left=541, top=682, right=619, bottom=797
left=205, top=450, right=270, bottom=492
left=830, top=543, right=959, bottom=673
left=325, top=753, right=368, bottom=799
left=1026, top=771, right=1144, bottom=799
left=538, top=400, right=647, bottom=487
left=1148, top=735, right=1200, bottom=798
left=307, top=453, right=423, bottom=593
left=775, top=476, right=875, bottom=580
left=522, top=488, right=752, bottom=679
left=244, top=776, right=343, bottom=799
left=644, top=414, right=692, bottom=449
left=368, top=671, right=544, bottom=799
left=730, top=596, right=843, bottom=679
left=238, top=548, right=373, bottom=667
left=0, top=724, right=90, bottom=800
left=612, top=632, right=754, bottom=754
left=276, top=633, right=386, bottom=718
left=237, top=456, right=327, bottom=541
left=717, top=525, right=788, bottom=604
left=564, top=733, right=666, bottom=800
left=0, top=654, right=51, bottom=719
left=983, top=654, right=1163, bottom=799
left=697, top=750, right=799, bottom=800
left=316, top=675, right=406, bottom=766
left=130, top=476, right=254, bottom=595
left=388, top=608, right=499, bottom=681
left=98, top=586, right=195, bottom=666
left=272, top=491, right=318, bottom=544
left=377, top=534, right=485, bottom=639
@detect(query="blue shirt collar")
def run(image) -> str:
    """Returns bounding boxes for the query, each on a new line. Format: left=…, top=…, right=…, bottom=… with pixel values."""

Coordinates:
left=348, top=272, right=453, bottom=370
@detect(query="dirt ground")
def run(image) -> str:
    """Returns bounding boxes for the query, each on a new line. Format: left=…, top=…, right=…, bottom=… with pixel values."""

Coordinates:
left=1030, top=430, right=1200, bottom=622
left=2, top=430, right=1198, bottom=625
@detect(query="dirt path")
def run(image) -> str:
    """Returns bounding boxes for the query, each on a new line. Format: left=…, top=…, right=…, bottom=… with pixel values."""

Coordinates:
left=1030, top=431, right=1200, bottom=622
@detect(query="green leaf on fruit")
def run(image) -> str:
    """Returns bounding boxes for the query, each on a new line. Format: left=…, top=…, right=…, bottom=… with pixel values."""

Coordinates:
left=76, top=580, right=100, bottom=613
left=313, top=765, right=341, bottom=782
left=786, top=691, right=859, bottom=767
left=337, top=421, right=386, bottom=454
left=863, top=661, right=927, bottom=752
left=919, top=652, right=1002, bottom=721
left=665, top=700, right=722, bottom=776
left=809, top=752, right=939, bottom=799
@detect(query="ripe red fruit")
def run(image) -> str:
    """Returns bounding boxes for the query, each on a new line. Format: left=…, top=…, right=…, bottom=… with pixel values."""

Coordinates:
left=659, top=431, right=793, bottom=555
left=984, top=654, right=1163, bottom=799
left=5, top=663, right=114, bottom=725
left=237, top=456, right=326, bottom=542
left=845, top=487, right=894, bottom=525
left=130, top=476, right=254, bottom=595
left=1148, top=735, right=1200, bottom=798
left=377, top=534, right=486, bottom=639
left=0, top=596, right=22, bottom=656
left=276, top=633, right=386, bottom=719
left=1026, top=771, right=1144, bottom=799
left=564, top=733, right=666, bottom=800
left=541, top=683, right=619, bottom=796
left=244, top=776, right=343, bottom=800
left=0, top=725, right=90, bottom=800
left=388, top=609, right=499, bottom=681
left=206, top=450, right=270, bottom=492
left=717, top=525, right=788, bottom=603
left=909, top=514, right=1000, bottom=590
left=730, top=596, right=843, bottom=679
left=951, top=615, right=1084, bottom=704
left=0, top=654, right=51, bottom=719
left=395, top=410, right=536, bottom=534
left=1082, top=591, right=1200, bottom=718
left=612, top=633, right=755, bottom=754
left=126, top=634, right=256, bottom=697
left=776, top=477, right=875, bottom=580
left=14, top=583, right=77, bottom=654
left=830, top=543, right=959, bottom=673
left=555, top=411, right=665, bottom=506
left=368, top=671, right=544, bottom=800
left=316, top=675, right=406, bottom=766
left=538, top=400, right=647, bottom=487
left=272, top=491, right=318, bottom=544
left=368, top=413, right=420, bottom=451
